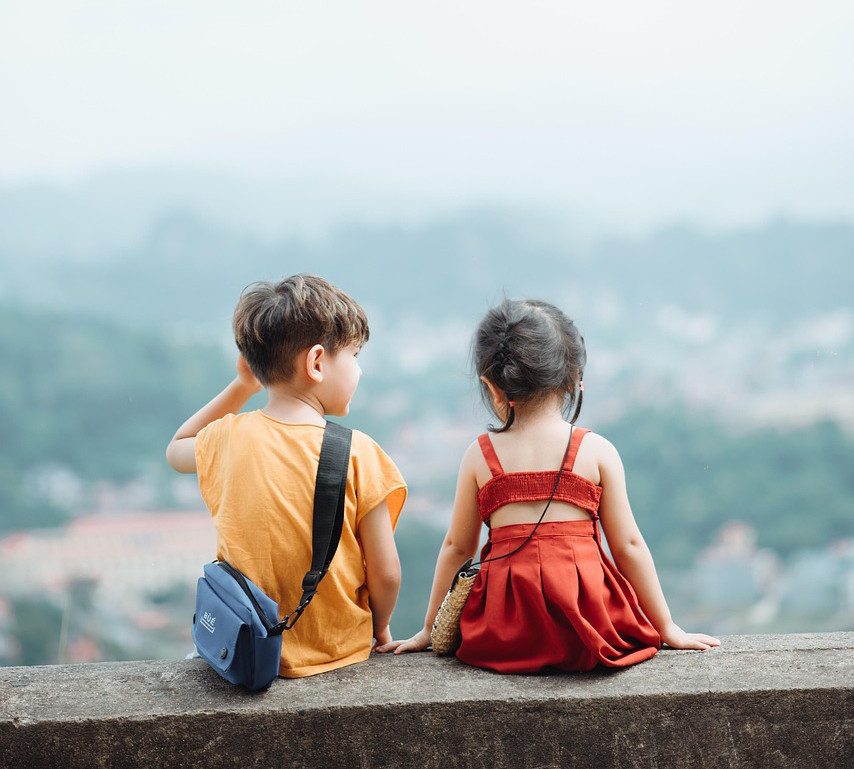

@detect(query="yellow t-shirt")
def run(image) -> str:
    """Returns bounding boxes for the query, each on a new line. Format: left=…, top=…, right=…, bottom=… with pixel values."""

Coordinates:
left=195, top=410, right=406, bottom=678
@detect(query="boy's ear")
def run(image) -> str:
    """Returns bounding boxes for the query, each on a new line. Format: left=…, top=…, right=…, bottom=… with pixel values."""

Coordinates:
left=305, top=344, right=326, bottom=383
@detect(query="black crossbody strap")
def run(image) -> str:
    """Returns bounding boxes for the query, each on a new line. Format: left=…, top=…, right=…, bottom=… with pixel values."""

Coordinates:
left=308, top=421, right=351, bottom=586
left=271, top=420, right=352, bottom=634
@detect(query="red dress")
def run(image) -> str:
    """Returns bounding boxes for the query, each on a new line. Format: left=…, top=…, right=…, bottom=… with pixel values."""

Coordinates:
left=456, top=428, right=661, bottom=674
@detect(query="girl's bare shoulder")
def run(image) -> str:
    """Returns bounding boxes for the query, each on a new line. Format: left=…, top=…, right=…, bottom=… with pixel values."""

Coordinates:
left=581, top=429, right=618, bottom=452
left=461, top=436, right=484, bottom=462
left=460, top=436, right=488, bottom=474
left=579, top=430, right=624, bottom=471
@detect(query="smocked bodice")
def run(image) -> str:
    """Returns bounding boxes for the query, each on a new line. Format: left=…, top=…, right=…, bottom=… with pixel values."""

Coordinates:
left=475, top=429, right=602, bottom=522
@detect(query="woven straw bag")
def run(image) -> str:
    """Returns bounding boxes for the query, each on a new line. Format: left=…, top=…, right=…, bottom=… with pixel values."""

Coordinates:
left=431, top=560, right=478, bottom=655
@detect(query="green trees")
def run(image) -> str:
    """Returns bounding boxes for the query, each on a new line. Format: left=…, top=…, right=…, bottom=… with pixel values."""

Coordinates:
left=607, top=409, right=854, bottom=564
left=0, top=305, right=232, bottom=532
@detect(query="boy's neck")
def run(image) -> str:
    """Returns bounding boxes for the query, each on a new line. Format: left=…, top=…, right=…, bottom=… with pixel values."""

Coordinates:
left=262, top=384, right=327, bottom=426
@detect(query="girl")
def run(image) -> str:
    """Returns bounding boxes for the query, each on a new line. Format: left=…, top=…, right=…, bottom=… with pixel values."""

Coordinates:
left=381, top=299, right=719, bottom=672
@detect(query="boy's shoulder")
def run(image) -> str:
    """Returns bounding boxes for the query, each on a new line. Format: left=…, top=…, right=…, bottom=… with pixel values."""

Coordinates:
left=201, top=415, right=396, bottom=466
left=346, top=427, right=404, bottom=476
left=196, top=411, right=239, bottom=441
left=346, top=426, right=391, bottom=457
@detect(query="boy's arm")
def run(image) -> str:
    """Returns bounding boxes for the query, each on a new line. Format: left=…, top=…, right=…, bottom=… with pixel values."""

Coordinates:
left=357, top=499, right=401, bottom=647
left=165, top=356, right=263, bottom=473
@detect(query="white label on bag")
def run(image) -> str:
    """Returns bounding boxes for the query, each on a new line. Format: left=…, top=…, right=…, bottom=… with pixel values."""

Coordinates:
left=200, top=611, right=217, bottom=633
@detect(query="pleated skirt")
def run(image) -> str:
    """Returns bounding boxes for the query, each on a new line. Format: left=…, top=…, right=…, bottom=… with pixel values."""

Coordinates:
left=456, top=520, right=661, bottom=674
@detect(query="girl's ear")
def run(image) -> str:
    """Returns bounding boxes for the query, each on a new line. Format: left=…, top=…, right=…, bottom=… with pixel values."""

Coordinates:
left=305, top=344, right=325, bottom=383
left=480, top=375, right=506, bottom=409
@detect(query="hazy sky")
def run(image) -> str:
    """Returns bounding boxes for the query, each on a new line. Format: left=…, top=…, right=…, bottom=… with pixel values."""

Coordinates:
left=1, top=1, right=853, bottom=232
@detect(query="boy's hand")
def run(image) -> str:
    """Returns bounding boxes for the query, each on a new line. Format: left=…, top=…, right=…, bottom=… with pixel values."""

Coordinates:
left=166, top=356, right=264, bottom=474
left=375, top=627, right=431, bottom=654
left=372, top=626, right=393, bottom=651
left=236, top=355, right=263, bottom=393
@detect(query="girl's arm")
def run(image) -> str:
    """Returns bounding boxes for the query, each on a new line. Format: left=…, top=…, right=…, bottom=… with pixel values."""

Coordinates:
left=376, top=442, right=483, bottom=653
left=165, top=356, right=263, bottom=473
left=595, top=434, right=720, bottom=650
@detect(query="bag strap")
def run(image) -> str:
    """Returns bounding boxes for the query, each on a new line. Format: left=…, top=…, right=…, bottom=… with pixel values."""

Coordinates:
left=272, top=420, right=352, bottom=634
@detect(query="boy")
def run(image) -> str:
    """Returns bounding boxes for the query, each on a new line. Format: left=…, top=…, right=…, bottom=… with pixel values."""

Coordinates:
left=166, top=274, right=406, bottom=678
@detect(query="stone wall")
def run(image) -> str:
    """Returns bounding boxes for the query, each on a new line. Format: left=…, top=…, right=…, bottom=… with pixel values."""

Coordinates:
left=2, top=633, right=853, bottom=768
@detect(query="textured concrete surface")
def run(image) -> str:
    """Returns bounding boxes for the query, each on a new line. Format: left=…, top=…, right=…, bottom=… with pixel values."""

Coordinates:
left=1, top=633, right=853, bottom=768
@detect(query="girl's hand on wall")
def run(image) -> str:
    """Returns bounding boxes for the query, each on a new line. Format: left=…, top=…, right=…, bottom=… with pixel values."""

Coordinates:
left=660, top=621, right=721, bottom=650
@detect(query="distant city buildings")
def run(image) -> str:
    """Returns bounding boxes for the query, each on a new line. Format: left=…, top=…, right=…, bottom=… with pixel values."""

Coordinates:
left=0, top=511, right=216, bottom=665
left=0, top=511, right=215, bottom=600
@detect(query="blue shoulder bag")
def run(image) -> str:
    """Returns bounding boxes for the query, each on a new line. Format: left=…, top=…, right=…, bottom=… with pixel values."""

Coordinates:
left=191, top=420, right=352, bottom=690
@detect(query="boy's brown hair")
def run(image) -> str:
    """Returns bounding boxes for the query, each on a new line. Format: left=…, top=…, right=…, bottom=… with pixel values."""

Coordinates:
left=233, top=274, right=369, bottom=385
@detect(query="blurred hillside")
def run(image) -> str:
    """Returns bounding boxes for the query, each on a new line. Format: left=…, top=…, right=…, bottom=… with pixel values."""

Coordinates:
left=0, top=178, right=852, bottom=662
left=2, top=173, right=853, bottom=327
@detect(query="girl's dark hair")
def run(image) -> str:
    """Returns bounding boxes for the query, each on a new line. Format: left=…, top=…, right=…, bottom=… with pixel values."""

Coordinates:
left=474, top=299, right=586, bottom=432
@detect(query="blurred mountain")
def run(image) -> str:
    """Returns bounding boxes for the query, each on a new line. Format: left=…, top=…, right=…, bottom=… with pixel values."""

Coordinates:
left=0, top=169, right=463, bottom=259
left=1, top=174, right=851, bottom=332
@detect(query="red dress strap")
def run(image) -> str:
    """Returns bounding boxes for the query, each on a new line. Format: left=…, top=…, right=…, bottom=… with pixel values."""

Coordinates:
left=563, top=428, right=591, bottom=473
left=478, top=434, right=505, bottom=477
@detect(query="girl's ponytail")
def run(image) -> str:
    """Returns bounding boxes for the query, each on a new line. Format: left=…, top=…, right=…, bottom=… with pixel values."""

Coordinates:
left=569, top=380, right=584, bottom=425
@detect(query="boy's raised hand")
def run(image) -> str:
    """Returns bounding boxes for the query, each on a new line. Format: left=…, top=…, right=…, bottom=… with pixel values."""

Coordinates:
left=166, top=355, right=265, bottom=474
left=236, top=355, right=263, bottom=394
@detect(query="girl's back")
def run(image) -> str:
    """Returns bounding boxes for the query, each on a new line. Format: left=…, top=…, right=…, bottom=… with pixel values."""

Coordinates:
left=479, top=421, right=601, bottom=528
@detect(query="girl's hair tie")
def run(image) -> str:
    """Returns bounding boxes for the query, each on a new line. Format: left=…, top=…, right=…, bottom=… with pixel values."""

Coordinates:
left=508, top=400, right=516, bottom=408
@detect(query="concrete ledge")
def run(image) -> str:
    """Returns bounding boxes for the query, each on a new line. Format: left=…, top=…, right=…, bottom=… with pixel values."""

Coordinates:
left=2, top=633, right=853, bottom=768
